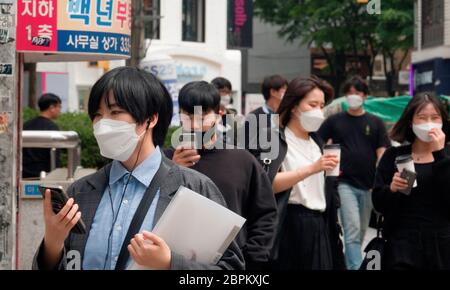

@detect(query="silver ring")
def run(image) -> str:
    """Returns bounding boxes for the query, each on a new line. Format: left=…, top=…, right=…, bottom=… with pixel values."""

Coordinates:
left=192, top=161, right=196, bottom=165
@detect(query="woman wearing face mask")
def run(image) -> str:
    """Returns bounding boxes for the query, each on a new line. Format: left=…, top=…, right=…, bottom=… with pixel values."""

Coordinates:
left=252, top=75, right=345, bottom=270
left=32, top=67, right=244, bottom=270
left=373, top=93, right=450, bottom=270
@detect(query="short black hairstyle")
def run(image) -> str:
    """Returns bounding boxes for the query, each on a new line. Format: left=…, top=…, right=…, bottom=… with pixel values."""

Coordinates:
left=390, top=92, right=450, bottom=144
left=38, top=93, right=61, bottom=112
left=88, top=66, right=173, bottom=147
left=342, top=76, right=369, bottom=96
left=261, top=75, right=289, bottom=101
left=211, top=77, right=232, bottom=91
left=178, top=81, right=221, bottom=114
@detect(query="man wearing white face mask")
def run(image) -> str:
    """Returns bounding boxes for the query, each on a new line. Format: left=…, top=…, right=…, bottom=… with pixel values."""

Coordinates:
left=211, top=77, right=241, bottom=146
left=373, top=93, right=450, bottom=270
left=318, top=76, right=390, bottom=270
left=32, top=67, right=244, bottom=271
left=251, top=76, right=346, bottom=270
left=166, top=81, right=277, bottom=270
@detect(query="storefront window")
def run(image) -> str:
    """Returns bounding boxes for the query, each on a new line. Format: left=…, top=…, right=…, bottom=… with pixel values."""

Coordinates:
left=182, top=0, right=205, bottom=42
left=422, top=0, right=444, bottom=48
left=144, top=0, right=160, bottom=39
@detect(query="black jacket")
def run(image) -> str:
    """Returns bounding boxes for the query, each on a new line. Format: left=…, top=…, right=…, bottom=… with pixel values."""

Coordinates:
left=249, top=127, right=346, bottom=270
left=22, top=116, right=61, bottom=178
left=164, top=146, right=277, bottom=270
left=240, top=107, right=272, bottom=150
left=33, top=154, right=245, bottom=270
left=372, top=145, right=450, bottom=236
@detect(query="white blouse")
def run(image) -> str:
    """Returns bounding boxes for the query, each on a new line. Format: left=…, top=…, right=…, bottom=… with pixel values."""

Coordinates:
left=281, top=127, right=326, bottom=212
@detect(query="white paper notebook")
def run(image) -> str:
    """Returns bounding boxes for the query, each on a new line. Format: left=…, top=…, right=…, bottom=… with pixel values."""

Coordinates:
left=128, top=186, right=246, bottom=270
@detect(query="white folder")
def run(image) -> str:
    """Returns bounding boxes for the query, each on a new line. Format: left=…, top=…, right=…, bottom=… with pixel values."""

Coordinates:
left=128, top=186, right=246, bottom=270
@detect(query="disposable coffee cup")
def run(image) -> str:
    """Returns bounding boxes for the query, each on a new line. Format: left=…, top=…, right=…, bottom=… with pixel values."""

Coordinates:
left=323, top=144, right=341, bottom=177
left=395, top=154, right=417, bottom=187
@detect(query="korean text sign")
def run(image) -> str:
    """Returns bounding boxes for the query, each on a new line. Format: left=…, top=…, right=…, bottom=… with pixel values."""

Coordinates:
left=16, top=0, right=131, bottom=57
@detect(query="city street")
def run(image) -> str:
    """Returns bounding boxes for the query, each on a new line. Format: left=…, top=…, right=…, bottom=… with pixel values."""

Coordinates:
left=1, top=0, right=449, bottom=277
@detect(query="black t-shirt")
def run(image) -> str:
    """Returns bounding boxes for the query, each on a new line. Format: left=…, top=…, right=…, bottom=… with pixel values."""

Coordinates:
left=22, top=116, right=60, bottom=178
left=318, top=111, right=390, bottom=190
left=164, top=146, right=277, bottom=266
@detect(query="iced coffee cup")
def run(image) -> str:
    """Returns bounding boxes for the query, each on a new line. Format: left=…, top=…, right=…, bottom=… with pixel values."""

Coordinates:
left=323, top=144, right=341, bottom=177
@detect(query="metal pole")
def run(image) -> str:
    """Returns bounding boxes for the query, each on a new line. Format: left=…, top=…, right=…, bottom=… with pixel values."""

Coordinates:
left=127, top=0, right=144, bottom=67
left=0, top=0, right=18, bottom=270
left=50, top=148, right=56, bottom=171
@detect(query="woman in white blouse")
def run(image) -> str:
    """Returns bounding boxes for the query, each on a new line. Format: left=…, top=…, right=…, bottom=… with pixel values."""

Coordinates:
left=256, top=76, right=344, bottom=270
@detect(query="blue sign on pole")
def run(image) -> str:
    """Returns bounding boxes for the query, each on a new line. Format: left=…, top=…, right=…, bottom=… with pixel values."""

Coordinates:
left=24, top=184, right=41, bottom=197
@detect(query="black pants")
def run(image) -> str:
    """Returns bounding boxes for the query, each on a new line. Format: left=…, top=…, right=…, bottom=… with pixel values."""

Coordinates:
left=273, top=204, right=333, bottom=270
left=385, top=226, right=450, bottom=270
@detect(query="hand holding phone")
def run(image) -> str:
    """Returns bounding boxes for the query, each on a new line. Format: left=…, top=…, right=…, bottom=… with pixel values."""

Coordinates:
left=399, top=169, right=417, bottom=195
left=179, top=132, right=198, bottom=150
left=39, top=185, right=87, bottom=234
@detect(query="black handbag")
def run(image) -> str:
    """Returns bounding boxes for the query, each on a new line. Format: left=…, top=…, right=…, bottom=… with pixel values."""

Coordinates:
left=359, top=213, right=386, bottom=270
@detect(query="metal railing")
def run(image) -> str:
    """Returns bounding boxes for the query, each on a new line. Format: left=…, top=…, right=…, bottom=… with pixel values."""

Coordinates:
left=22, top=131, right=81, bottom=179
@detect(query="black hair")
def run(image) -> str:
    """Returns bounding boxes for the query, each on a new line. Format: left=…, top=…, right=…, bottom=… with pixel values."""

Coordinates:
left=178, top=81, right=221, bottom=114
left=38, top=93, right=61, bottom=111
left=342, top=76, right=369, bottom=96
left=88, top=66, right=173, bottom=146
left=211, top=77, right=232, bottom=91
left=390, top=92, right=450, bottom=144
left=277, top=75, right=334, bottom=128
left=261, top=75, right=289, bottom=101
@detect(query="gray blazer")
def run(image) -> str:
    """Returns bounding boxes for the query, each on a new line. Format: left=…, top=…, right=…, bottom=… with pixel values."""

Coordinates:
left=32, top=155, right=245, bottom=270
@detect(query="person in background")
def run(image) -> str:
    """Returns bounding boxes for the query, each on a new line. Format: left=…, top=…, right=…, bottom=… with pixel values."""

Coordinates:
left=249, top=75, right=288, bottom=128
left=318, top=76, right=390, bottom=270
left=243, top=75, right=288, bottom=150
left=253, top=75, right=345, bottom=270
left=166, top=81, right=278, bottom=270
left=211, top=77, right=240, bottom=145
left=22, top=93, right=62, bottom=178
left=373, top=93, right=450, bottom=270
left=212, top=77, right=234, bottom=112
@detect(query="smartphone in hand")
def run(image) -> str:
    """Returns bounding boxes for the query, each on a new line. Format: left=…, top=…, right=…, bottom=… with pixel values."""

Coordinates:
left=399, top=169, right=417, bottom=195
left=38, top=185, right=87, bottom=234
left=179, top=132, right=199, bottom=149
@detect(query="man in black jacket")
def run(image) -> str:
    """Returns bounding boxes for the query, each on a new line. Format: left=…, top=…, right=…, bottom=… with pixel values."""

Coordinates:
left=23, top=93, right=62, bottom=178
left=166, top=81, right=278, bottom=270
left=241, top=75, right=288, bottom=150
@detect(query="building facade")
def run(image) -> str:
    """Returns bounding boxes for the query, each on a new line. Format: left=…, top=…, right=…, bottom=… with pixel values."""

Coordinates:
left=242, top=16, right=311, bottom=114
left=412, top=0, right=450, bottom=96
left=142, top=0, right=242, bottom=116
left=27, top=0, right=241, bottom=115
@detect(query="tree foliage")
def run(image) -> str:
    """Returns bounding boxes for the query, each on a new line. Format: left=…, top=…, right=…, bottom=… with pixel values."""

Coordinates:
left=254, top=0, right=413, bottom=95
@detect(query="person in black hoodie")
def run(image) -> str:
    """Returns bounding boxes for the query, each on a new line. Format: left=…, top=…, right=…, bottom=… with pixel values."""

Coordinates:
left=251, top=75, right=346, bottom=270
left=373, top=93, right=450, bottom=270
left=164, top=81, right=277, bottom=270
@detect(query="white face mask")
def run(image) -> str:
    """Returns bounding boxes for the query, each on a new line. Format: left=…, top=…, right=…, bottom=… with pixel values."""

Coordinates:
left=346, top=94, right=364, bottom=110
left=412, top=122, right=442, bottom=143
left=299, top=109, right=325, bottom=132
left=220, top=95, right=232, bottom=106
left=93, top=119, right=146, bottom=162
